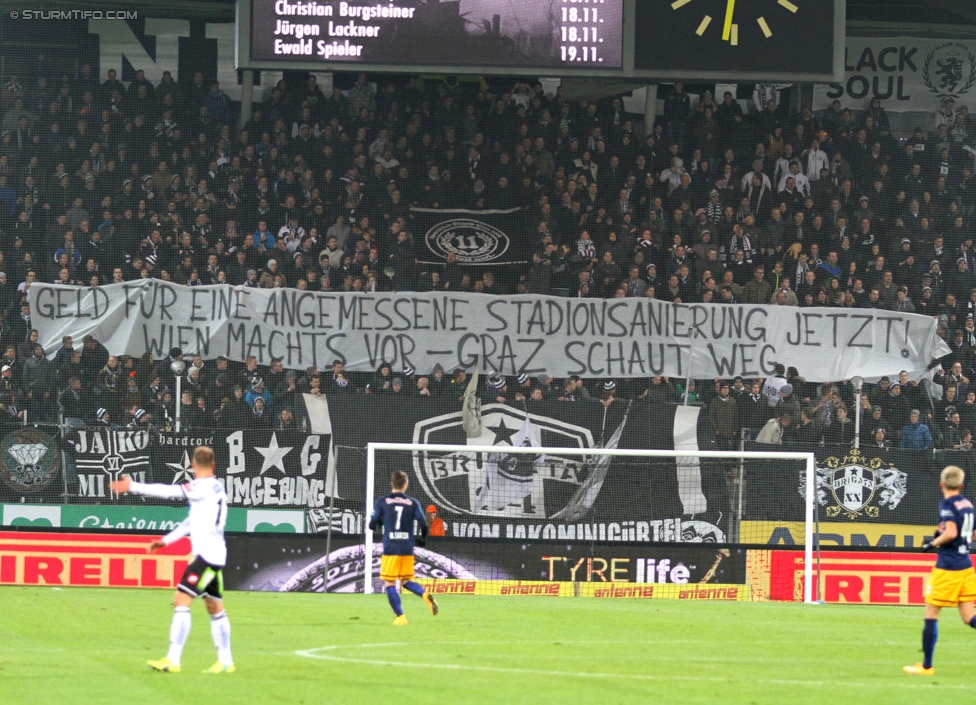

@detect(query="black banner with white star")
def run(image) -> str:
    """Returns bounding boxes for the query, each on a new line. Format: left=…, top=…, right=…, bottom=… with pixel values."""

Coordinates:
left=320, top=395, right=734, bottom=544
left=0, top=426, right=336, bottom=507
left=150, top=430, right=334, bottom=508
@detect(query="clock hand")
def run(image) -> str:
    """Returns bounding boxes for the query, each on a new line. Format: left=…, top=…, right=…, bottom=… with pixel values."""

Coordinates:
left=722, top=0, right=736, bottom=42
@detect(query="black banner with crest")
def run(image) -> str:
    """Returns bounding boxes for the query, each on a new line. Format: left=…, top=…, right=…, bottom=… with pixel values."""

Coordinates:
left=412, top=207, right=529, bottom=265
left=743, top=443, right=958, bottom=527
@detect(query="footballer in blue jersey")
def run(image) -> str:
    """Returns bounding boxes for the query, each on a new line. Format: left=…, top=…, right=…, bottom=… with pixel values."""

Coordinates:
left=904, top=465, right=976, bottom=676
left=368, top=470, right=440, bottom=625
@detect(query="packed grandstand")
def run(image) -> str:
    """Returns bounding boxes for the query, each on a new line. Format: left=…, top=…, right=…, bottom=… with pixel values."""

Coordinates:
left=0, top=62, right=969, bottom=453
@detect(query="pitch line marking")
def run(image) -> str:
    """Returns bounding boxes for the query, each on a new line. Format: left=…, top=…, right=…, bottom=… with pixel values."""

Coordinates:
left=294, top=642, right=974, bottom=689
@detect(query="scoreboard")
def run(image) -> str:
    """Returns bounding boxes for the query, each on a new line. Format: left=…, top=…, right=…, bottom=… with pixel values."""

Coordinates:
left=236, top=0, right=845, bottom=82
left=247, top=0, right=624, bottom=70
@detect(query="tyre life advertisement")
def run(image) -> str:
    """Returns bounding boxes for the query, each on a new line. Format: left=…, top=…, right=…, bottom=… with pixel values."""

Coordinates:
left=222, top=535, right=747, bottom=594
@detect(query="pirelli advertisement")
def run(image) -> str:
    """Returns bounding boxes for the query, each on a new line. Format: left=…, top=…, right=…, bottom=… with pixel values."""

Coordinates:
left=756, top=550, right=976, bottom=606
left=0, top=531, right=191, bottom=588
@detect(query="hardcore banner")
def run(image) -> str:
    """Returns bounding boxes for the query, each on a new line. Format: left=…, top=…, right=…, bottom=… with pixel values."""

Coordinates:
left=151, top=430, right=334, bottom=508
left=323, top=396, right=731, bottom=544
left=223, top=534, right=746, bottom=593
left=411, top=207, right=530, bottom=265
left=814, top=36, right=976, bottom=112
left=0, top=428, right=335, bottom=506
left=28, top=282, right=950, bottom=382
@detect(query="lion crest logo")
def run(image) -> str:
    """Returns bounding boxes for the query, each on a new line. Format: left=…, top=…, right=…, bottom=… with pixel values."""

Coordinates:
left=799, top=449, right=907, bottom=520
left=923, top=42, right=976, bottom=100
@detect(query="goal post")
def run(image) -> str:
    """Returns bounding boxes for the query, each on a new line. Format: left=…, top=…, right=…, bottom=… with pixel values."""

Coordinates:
left=364, top=443, right=818, bottom=603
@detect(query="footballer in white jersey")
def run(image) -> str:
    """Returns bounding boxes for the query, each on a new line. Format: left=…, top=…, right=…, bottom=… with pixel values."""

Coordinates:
left=111, top=446, right=235, bottom=675
left=159, top=475, right=228, bottom=567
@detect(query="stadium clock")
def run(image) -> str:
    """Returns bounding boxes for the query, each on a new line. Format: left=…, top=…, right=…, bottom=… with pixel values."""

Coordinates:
left=633, top=0, right=841, bottom=79
left=669, top=0, right=805, bottom=48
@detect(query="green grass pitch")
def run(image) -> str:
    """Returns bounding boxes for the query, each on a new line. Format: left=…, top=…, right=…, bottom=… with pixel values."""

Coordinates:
left=1, top=586, right=972, bottom=704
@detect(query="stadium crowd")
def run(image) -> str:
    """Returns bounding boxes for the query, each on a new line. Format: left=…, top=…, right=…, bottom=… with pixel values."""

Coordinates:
left=0, top=66, right=973, bottom=450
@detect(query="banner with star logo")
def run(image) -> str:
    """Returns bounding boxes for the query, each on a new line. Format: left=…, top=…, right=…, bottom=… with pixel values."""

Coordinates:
left=152, top=430, right=334, bottom=508
left=314, top=395, right=731, bottom=542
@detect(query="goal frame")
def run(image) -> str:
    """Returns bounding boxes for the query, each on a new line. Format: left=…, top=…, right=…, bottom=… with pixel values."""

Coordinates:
left=364, top=443, right=818, bottom=603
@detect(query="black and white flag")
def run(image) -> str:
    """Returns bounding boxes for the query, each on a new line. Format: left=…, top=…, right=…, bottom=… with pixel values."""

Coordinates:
left=72, top=428, right=151, bottom=498
left=326, top=395, right=728, bottom=543
left=412, top=207, right=529, bottom=265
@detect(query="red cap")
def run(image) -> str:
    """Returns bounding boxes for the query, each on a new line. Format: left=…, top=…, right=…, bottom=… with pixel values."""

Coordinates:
left=426, top=505, right=437, bottom=513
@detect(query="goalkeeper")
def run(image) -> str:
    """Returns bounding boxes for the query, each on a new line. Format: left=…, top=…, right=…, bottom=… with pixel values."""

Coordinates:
left=368, top=470, right=439, bottom=625
left=904, top=465, right=976, bottom=676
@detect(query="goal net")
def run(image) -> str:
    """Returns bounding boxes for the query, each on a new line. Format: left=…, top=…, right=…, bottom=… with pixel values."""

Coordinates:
left=364, top=442, right=819, bottom=602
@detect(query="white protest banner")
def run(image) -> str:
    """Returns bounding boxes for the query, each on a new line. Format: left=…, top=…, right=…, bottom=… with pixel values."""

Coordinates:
left=814, top=36, right=976, bottom=113
left=28, top=282, right=951, bottom=382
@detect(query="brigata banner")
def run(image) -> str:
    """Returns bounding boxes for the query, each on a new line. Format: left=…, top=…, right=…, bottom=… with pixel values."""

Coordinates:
left=326, top=396, right=731, bottom=545
left=814, top=36, right=976, bottom=112
left=742, top=444, right=942, bottom=530
left=28, top=282, right=949, bottom=381
left=411, top=207, right=529, bottom=265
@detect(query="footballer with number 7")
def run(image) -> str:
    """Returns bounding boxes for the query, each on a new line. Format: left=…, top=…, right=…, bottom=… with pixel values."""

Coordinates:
left=904, top=465, right=976, bottom=676
left=110, top=446, right=235, bottom=674
left=369, top=470, right=439, bottom=625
